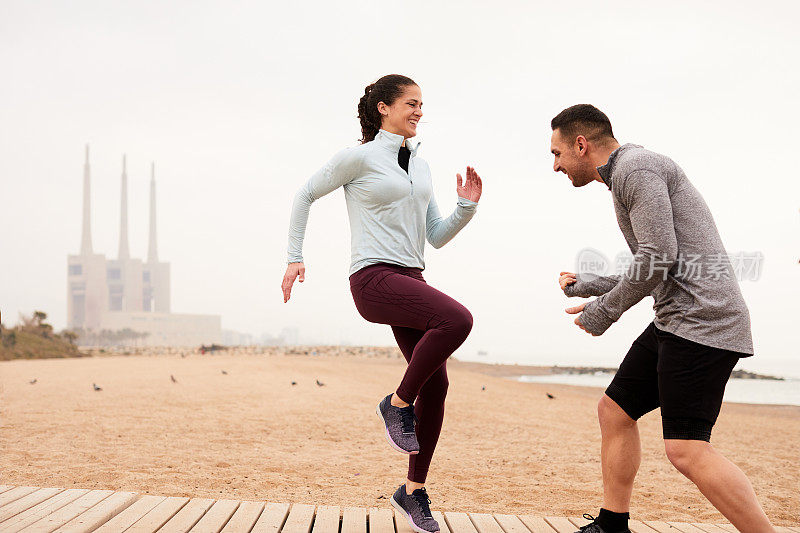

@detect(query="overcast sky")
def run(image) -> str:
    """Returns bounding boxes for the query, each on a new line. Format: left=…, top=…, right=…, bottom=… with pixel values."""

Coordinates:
left=2, top=1, right=798, bottom=374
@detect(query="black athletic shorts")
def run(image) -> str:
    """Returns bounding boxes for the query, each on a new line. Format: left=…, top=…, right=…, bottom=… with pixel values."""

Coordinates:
left=605, top=322, right=741, bottom=442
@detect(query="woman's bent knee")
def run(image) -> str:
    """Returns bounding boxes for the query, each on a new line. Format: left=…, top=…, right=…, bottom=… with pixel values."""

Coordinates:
left=451, top=306, right=473, bottom=339
left=430, top=303, right=472, bottom=340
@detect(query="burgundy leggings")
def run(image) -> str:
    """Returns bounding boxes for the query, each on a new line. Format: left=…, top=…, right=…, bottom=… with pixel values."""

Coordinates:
left=349, top=263, right=473, bottom=483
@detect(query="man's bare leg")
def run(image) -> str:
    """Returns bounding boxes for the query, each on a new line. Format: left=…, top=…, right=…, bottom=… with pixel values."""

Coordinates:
left=665, top=440, right=774, bottom=533
left=598, top=395, right=640, bottom=512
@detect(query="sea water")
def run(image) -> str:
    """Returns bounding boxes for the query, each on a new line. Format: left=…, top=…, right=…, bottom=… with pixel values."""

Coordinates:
left=517, top=373, right=800, bottom=406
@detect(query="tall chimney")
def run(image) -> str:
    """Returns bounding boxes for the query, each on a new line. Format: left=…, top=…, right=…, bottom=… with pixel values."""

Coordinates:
left=118, top=154, right=130, bottom=260
left=147, top=162, right=158, bottom=263
left=80, top=144, right=93, bottom=256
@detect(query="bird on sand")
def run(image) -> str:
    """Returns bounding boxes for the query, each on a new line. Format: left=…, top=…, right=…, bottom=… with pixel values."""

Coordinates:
left=29, top=378, right=37, bottom=385
left=316, top=379, right=325, bottom=387
left=93, top=383, right=102, bottom=391
left=171, top=375, right=177, bottom=383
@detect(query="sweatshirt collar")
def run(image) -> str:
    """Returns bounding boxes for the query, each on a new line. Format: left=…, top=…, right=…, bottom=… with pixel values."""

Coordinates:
left=376, top=129, right=421, bottom=157
left=596, top=143, right=640, bottom=189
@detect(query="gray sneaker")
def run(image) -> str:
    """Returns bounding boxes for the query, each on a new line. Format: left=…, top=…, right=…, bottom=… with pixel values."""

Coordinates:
left=391, top=485, right=440, bottom=533
left=376, top=393, right=419, bottom=454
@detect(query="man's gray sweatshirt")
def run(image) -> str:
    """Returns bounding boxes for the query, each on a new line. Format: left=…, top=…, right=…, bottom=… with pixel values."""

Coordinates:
left=567, top=144, right=753, bottom=355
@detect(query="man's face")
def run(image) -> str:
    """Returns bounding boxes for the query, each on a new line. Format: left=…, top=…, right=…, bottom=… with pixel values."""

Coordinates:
left=550, top=129, right=596, bottom=187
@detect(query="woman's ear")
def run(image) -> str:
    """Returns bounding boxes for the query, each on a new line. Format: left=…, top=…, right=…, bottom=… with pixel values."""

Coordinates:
left=377, top=101, right=389, bottom=116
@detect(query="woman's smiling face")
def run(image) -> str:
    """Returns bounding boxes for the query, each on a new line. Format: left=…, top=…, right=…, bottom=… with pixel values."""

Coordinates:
left=378, top=84, right=423, bottom=139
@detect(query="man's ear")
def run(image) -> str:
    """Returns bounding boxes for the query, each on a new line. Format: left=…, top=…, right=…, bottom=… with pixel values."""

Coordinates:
left=377, top=101, right=389, bottom=116
left=575, top=135, right=588, bottom=155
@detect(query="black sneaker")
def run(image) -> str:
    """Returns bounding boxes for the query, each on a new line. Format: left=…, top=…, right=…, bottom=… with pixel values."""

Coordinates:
left=376, top=393, right=419, bottom=454
left=391, top=484, right=440, bottom=533
left=575, top=514, right=631, bottom=533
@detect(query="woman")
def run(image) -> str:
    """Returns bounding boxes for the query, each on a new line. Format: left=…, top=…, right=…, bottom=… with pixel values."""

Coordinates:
left=282, top=74, right=481, bottom=533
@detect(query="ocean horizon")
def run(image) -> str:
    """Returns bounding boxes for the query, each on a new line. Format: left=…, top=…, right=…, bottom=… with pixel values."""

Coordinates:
left=516, top=373, right=800, bottom=407
left=451, top=350, right=800, bottom=406
left=457, top=351, right=800, bottom=380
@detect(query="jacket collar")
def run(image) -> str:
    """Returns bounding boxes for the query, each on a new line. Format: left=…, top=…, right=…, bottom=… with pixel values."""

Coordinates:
left=596, top=143, right=640, bottom=189
left=375, top=129, right=421, bottom=157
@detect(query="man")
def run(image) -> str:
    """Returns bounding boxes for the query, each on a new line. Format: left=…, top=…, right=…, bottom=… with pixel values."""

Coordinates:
left=550, top=104, right=773, bottom=533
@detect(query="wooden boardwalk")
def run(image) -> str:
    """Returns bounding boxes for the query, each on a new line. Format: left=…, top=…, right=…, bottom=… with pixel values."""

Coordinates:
left=0, top=485, right=797, bottom=533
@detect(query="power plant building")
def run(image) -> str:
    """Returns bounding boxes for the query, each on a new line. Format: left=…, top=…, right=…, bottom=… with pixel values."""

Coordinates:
left=67, top=146, right=221, bottom=346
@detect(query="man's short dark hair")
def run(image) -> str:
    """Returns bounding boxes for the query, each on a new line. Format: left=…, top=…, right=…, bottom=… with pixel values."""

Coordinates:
left=551, top=104, right=615, bottom=144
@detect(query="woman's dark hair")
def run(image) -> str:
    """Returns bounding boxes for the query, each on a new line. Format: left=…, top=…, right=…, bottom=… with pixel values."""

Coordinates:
left=357, top=74, right=417, bottom=143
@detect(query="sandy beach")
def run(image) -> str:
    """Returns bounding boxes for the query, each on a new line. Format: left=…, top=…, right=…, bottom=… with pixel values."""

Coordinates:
left=1, top=349, right=798, bottom=525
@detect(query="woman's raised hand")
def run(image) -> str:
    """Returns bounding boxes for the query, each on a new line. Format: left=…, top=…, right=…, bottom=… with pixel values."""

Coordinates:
left=282, top=262, right=305, bottom=303
left=456, top=166, right=482, bottom=203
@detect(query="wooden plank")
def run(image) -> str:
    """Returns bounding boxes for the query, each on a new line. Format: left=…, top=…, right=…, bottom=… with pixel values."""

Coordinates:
left=494, top=515, right=531, bottom=533
left=569, top=516, right=592, bottom=529
left=518, top=516, right=557, bottom=533
left=0, top=487, right=39, bottom=509
left=470, top=514, right=504, bottom=533
left=629, top=521, right=658, bottom=533
left=395, top=509, right=414, bottom=533
left=691, top=525, right=729, bottom=533
left=0, top=488, right=64, bottom=524
left=125, top=496, right=190, bottom=533
left=251, top=502, right=290, bottom=533
left=369, top=508, right=395, bottom=533
left=53, top=491, right=139, bottom=533
left=158, top=497, right=215, bottom=532
left=18, top=489, right=113, bottom=532
left=341, top=507, right=366, bottom=533
left=0, top=489, right=89, bottom=532
left=667, top=523, right=707, bottom=533
left=312, top=506, right=340, bottom=533
left=444, top=512, right=479, bottom=533
left=0, top=486, right=764, bottom=533
left=432, top=512, right=450, bottom=533
left=281, top=504, right=316, bottom=533
left=220, top=501, right=265, bottom=533
left=396, top=509, right=450, bottom=533
left=643, top=522, right=681, bottom=533
left=190, top=499, right=240, bottom=532
left=567, top=517, right=657, bottom=533
left=94, top=495, right=167, bottom=533
left=543, top=517, right=576, bottom=533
